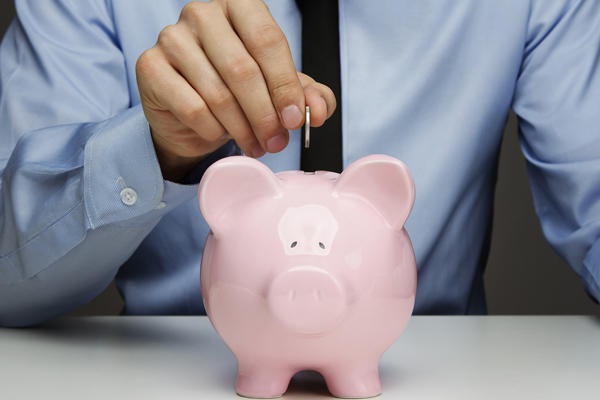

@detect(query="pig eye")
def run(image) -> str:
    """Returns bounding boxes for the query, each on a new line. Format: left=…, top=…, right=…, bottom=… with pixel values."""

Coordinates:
left=319, top=242, right=325, bottom=249
left=290, top=241, right=297, bottom=248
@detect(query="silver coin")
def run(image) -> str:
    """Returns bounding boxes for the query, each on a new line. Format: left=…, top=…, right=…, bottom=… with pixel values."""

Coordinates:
left=304, top=106, right=310, bottom=148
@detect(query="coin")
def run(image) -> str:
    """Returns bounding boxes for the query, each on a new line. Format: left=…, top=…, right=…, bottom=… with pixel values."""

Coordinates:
left=304, top=106, right=310, bottom=148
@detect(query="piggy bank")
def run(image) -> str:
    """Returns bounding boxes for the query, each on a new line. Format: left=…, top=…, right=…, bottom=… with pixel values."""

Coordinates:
left=198, top=154, right=417, bottom=398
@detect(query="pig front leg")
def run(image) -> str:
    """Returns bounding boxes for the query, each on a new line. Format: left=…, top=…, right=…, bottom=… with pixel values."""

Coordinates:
left=235, top=361, right=295, bottom=399
left=320, top=363, right=382, bottom=399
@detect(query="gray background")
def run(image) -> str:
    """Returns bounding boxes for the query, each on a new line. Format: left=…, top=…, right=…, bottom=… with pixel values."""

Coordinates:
left=1, top=2, right=598, bottom=316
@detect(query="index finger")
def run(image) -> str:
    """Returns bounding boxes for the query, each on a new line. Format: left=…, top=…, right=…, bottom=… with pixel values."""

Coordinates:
left=224, top=0, right=306, bottom=130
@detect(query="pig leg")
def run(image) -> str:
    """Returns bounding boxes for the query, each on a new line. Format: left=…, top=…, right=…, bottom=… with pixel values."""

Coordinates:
left=320, top=363, right=382, bottom=399
left=235, top=361, right=295, bottom=399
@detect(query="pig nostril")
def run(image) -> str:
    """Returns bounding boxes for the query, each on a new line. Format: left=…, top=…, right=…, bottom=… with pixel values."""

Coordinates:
left=290, top=241, right=297, bottom=248
left=319, top=242, right=325, bottom=249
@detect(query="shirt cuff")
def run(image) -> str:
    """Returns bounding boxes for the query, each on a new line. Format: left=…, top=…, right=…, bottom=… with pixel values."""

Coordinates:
left=83, top=106, right=241, bottom=229
left=159, top=140, right=241, bottom=213
left=583, top=238, right=600, bottom=302
left=180, top=139, right=241, bottom=185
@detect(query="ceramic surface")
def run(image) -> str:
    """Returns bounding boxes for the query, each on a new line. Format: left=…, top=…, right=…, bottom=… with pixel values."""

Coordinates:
left=198, top=154, right=417, bottom=398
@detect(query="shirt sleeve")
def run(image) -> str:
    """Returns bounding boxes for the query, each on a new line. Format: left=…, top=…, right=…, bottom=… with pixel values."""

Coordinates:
left=0, top=0, right=239, bottom=327
left=512, top=0, right=600, bottom=302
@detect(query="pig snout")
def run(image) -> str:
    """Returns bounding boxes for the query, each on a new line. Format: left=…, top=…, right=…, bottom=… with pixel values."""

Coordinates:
left=268, top=266, right=346, bottom=335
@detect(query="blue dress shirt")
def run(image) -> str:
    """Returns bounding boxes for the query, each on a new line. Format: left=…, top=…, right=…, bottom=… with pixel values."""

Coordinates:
left=1, top=0, right=599, bottom=327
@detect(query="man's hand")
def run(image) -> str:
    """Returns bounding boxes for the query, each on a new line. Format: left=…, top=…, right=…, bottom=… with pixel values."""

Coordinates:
left=136, top=0, right=336, bottom=182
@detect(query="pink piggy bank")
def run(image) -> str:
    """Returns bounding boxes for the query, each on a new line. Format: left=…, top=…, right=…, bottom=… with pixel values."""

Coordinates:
left=198, top=154, right=417, bottom=398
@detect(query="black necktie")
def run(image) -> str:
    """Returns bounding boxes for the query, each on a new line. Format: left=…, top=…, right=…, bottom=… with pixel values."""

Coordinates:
left=295, top=0, right=343, bottom=173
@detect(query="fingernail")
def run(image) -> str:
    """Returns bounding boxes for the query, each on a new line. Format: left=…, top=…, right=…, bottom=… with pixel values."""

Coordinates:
left=281, top=105, right=303, bottom=129
left=250, top=143, right=265, bottom=158
left=266, top=134, right=287, bottom=153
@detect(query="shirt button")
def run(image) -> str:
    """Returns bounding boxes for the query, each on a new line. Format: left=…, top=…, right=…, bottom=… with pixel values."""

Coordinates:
left=120, top=187, right=138, bottom=206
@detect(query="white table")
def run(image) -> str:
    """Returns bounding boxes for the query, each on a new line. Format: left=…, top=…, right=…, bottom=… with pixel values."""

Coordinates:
left=1, top=316, right=599, bottom=399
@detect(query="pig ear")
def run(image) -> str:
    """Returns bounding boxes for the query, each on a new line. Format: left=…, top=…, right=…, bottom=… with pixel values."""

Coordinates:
left=333, top=154, right=415, bottom=230
left=198, top=156, right=281, bottom=235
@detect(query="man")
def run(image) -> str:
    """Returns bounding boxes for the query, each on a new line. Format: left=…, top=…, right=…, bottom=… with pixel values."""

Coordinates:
left=1, top=0, right=599, bottom=327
